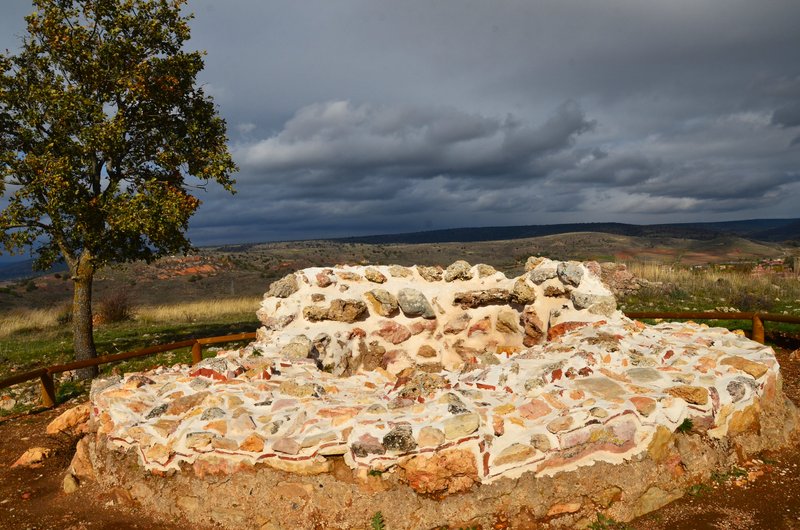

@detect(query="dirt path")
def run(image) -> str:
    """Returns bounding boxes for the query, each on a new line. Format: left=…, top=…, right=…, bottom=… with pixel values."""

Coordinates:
left=1, top=350, right=799, bottom=530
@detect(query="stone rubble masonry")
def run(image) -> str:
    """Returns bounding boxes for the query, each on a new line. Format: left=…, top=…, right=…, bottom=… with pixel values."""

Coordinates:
left=86, top=257, right=799, bottom=529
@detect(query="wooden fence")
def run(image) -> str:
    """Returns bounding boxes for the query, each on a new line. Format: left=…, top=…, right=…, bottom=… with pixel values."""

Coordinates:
left=0, top=332, right=255, bottom=409
left=1, top=310, right=799, bottom=410
left=623, top=311, right=800, bottom=344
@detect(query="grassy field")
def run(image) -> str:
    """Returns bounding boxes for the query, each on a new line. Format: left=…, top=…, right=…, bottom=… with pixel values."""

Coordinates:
left=621, top=263, right=800, bottom=314
left=0, top=297, right=261, bottom=378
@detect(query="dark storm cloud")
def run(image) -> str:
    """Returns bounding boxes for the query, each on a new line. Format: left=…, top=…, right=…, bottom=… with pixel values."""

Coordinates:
left=1, top=0, right=800, bottom=247
left=235, top=100, right=593, bottom=185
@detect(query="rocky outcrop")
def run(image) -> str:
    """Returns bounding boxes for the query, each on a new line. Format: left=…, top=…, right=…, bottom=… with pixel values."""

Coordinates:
left=87, top=256, right=798, bottom=529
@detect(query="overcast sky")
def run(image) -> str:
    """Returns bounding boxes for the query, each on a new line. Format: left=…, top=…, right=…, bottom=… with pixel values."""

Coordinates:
left=2, top=0, right=800, bottom=250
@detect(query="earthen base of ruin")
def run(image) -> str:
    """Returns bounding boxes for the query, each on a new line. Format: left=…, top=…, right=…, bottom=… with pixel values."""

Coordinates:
left=82, top=385, right=797, bottom=530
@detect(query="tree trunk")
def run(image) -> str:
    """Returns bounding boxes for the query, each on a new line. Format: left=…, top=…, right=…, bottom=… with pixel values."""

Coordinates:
left=72, top=254, right=98, bottom=380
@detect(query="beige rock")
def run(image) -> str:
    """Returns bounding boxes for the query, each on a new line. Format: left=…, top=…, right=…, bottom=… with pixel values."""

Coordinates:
left=593, top=486, right=623, bottom=508
left=47, top=402, right=91, bottom=436
left=417, top=426, right=446, bottom=447
left=647, top=426, right=674, bottom=462
left=165, top=391, right=210, bottom=416
left=143, top=443, right=170, bottom=464
left=720, top=356, right=769, bottom=379
left=666, top=385, right=709, bottom=405
left=546, top=415, right=574, bottom=433
left=363, top=289, right=399, bottom=317
left=280, top=335, right=313, bottom=359
left=476, top=264, right=498, bottom=277
left=546, top=502, right=581, bottom=516
left=495, top=309, right=520, bottom=334
left=633, top=486, right=682, bottom=518
left=336, top=271, right=363, bottom=282
left=493, top=443, right=536, bottom=466
left=151, top=419, right=180, bottom=438
left=302, top=305, right=328, bottom=321
left=575, top=378, right=625, bottom=401
left=444, top=260, right=473, bottom=282
left=443, top=413, right=480, bottom=439
left=276, top=481, right=314, bottom=500
left=525, top=256, right=545, bottom=271
left=278, top=380, right=316, bottom=397
left=728, top=403, right=761, bottom=435
left=530, top=433, right=552, bottom=452
left=416, top=265, right=443, bottom=282
left=453, top=288, right=512, bottom=309
left=272, top=437, right=301, bottom=455
left=364, top=267, right=387, bottom=283
left=444, top=312, right=471, bottom=334
left=511, top=278, right=536, bottom=304
left=630, top=396, right=656, bottom=417
left=177, top=495, right=200, bottom=512
left=400, top=448, right=478, bottom=494
left=12, top=447, right=53, bottom=468
left=267, top=274, right=299, bottom=298
left=63, top=473, right=79, bottom=494
left=211, top=437, right=239, bottom=451
left=388, top=265, right=413, bottom=278
left=417, top=345, right=437, bottom=358
left=327, top=299, right=368, bottom=322
left=239, top=433, right=266, bottom=453
left=186, top=432, right=216, bottom=451
left=264, top=456, right=332, bottom=475
left=70, top=436, right=96, bottom=481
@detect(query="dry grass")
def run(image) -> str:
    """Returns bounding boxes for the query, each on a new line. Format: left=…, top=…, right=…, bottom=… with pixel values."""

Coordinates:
left=0, top=296, right=262, bottom=338
left=625, top=262, right=800, bottom=313
left=135, top=297, right=261, bottom=323
left=0, top=308, right=61, bottom=338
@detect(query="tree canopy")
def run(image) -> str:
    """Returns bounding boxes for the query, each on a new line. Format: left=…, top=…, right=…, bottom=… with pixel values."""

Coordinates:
left=0, top=0, right=237, bottom=376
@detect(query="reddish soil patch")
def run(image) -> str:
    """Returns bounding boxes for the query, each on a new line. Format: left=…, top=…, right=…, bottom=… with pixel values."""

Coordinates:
left=1, top=349, right=799, bottom=530
left=0, top=405, right=189, bottom=530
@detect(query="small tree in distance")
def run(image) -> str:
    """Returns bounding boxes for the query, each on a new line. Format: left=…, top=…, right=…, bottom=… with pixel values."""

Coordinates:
left=0, top=0, right=237, bottom=378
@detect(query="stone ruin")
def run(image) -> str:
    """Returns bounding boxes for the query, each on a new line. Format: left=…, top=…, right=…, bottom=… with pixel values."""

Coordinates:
left=81, top=258, right=798, bottom=529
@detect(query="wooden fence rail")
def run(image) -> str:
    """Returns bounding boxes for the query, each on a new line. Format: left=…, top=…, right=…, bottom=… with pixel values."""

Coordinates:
left=624, top=311, right=800, bottom=344
left=0, top=332, right=256, bottom=409
left=2, top=310, right=800, bottom=410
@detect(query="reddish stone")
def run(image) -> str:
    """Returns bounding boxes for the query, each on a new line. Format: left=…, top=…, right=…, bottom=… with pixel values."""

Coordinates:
left=468, top=317, right=492, bottom=337
left=372, top=321, right=412, bottom=344
left=519, top=399, right=551, bottom=420
left=400, top=448, right=478, bottom=495
left=316, top=272, right=333, bottom=287
left=409, top=319, right=437, bottom=335
left=189, top=368, right=227, bottom=382
left=629, top=396, right=656, bottom=417
left=349, top=327, right=367, bottom=338
left=547, top=321, right=592, bottom=341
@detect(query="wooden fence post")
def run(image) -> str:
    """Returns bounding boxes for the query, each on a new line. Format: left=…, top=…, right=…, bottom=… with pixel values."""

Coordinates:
left=40, top=373, right=56, bottom=408
left=752, top=313, right=765, bottom=344
left=191, top=341, right=202, bottom=365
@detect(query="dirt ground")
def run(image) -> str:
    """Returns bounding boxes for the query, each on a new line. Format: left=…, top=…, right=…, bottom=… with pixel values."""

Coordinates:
left=2, top=348, right=800, bottom=530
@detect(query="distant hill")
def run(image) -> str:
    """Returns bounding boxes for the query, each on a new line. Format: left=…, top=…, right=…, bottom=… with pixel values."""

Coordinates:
left=1, top=217, right=797, bottom=283
left=0, top=260, right=68, bottom=282
left=337, top=218, right=800, bottom=245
